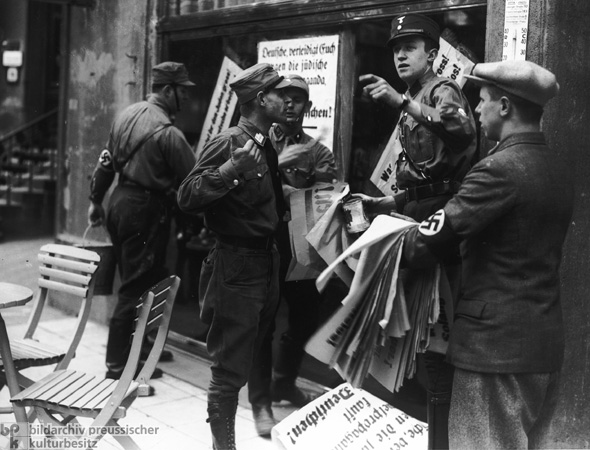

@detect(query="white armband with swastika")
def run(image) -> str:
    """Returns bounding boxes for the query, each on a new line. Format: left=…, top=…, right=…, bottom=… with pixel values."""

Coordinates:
left=98, top=148, right=113, bottom=169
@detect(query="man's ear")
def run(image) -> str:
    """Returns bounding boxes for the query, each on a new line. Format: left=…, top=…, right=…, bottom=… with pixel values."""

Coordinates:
left=163, top=84, right=174, bottom=97
left=427, top=48, right=438, bottom=64
left=256, top=91, right=266, bottom=105
left=500, top=96, right=511, bottom=117
left=305, top=100, right=312, bottom=114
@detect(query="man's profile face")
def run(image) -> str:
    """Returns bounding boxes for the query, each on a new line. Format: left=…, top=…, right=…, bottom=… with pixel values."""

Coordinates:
left=263, top=88, right=289, bottom=123
left=475, top=85, right=502, bottom=141
left=391, top=36, right=435, bottom=85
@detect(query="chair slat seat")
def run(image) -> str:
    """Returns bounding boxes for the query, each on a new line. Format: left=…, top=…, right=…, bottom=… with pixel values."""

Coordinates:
left=3, top=338, right=65, bottom=369
left=10, top=276, right=180, bottom=448
left=11, top=370, right=132, bottom=419
left=0, top=244, right=101, bottom=379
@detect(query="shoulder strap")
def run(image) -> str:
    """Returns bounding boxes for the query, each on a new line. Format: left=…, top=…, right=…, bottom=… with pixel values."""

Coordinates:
left=117, top=123, right=172, bottom=171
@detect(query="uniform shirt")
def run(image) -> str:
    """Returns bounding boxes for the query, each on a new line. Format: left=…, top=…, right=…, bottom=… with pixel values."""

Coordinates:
left=404, top=132, right=574, bottom=374
left=177, top=117, right=283, bottom=238
left=89, top=95, right=195, bottom=201
left=396, top=71, right=476, bottom=189
left=270, top=124, right=337, bottom=189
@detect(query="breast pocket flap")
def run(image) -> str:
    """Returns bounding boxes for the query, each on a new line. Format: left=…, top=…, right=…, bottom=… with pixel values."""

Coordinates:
left=455, top=300, right=487, bottom=319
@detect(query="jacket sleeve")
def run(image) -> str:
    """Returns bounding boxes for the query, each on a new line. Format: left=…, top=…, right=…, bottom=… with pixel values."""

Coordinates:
left=415, top=80, right=476, bottom=152
left=158, top=127, right=197, bottom=186
left=312, top=142, right=338, bottom=183
left=177, top=134, right=242, bottom=214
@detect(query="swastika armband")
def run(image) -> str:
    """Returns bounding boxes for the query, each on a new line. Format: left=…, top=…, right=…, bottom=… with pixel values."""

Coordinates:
left=417, top=209, right=461, bottom=262
left=418, top=210, right=445, bottom=236
left=98, top=149, right=113, bottom=168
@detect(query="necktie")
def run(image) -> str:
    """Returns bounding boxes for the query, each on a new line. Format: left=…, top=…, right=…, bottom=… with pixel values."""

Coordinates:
left=263, top=139, right=286, bottom=220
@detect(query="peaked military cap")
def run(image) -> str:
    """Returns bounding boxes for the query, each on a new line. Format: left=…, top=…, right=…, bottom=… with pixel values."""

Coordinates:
left=465, top=60, right=559, bottom=106
left=280, top=74, right=309, bottom=96
left=152, top=62, right=195, bottom=86
left=230, top=63, right=291, bottom=104
left=387, top=13, right=441, bottom=49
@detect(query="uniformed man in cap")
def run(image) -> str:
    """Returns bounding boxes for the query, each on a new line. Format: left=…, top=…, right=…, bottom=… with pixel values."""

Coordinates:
left=266, top=74, right=337, bottom=408
left=402, top=60, right=572, bottom=449
left=354, top=13, right=477, bottom=448
left=88, top=62, right=197, bottom=390
left=178, top=62, right=291, bottom=449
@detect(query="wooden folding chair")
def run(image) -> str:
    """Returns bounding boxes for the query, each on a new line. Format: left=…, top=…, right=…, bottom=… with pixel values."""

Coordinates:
left=0, top=244, right=101, bottom=391
left=10, top=275, right=180, bottom=450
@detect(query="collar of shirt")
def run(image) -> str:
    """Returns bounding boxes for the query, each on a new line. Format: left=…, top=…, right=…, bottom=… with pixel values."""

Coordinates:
left=271, top=124, right=303, bottom=145
left=145, top=94, right=172, bottom=119
left=408, top=70, right=437, bottom=97
left=237, top=116, right=269, bottom=145
left=489, top=132, right=546, bottom=156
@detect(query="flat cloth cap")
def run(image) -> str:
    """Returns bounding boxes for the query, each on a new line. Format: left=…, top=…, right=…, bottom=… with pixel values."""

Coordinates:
left=465, top=60, right=559, bottom=106
left=230, top=63, right=291, bottom=104
left=152, top=62, right=195, bottom=86
left=387, top=14, right=440, bottom=48
left=281, top=74, right=309, bottom=96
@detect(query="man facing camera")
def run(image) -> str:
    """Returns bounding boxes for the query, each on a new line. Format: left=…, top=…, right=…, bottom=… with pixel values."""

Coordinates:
left=177, top=63, right=290, bottom=449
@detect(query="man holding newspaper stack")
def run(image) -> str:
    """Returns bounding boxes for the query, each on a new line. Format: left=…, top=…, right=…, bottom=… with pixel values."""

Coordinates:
left=400, top=60, right=572, bottom=449
left=354, top=13, right=477, bottom=449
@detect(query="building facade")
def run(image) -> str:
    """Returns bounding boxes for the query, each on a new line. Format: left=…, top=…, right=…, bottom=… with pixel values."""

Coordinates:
left=2, top=0, right=589, bottom=446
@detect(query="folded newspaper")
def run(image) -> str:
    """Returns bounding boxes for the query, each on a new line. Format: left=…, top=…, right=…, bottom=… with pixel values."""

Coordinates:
left=288, top=182, right=357, bottom=283
left=305, top=214, right=441, bottom=392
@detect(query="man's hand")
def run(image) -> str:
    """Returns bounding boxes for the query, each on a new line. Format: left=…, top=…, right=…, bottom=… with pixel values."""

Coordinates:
left=349, top=193, right=397, bottom=219
left=359, top=74, right=405, bottom=109
left=88, top=202, right=106, bottom=227
left=231, top=139, right=262, bottom=174
left=278, top=142, right=311, bottom=168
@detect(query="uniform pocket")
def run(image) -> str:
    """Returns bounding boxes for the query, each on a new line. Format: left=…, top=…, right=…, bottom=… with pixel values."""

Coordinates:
left=455, top=300, right=487, bottom=319
left=404, top=115, right=435, bottom=163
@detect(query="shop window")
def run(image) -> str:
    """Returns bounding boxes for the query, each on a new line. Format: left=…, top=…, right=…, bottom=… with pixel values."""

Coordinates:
left=169, top=6, right=485, bottom=187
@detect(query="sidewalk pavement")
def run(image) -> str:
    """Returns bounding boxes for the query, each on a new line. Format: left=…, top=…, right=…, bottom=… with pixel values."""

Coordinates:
left=0, top=235, right=326, bottom=449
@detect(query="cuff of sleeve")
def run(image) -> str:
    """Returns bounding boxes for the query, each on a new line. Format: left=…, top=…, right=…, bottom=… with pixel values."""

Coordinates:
left=219, top=158, right=242, bottom=189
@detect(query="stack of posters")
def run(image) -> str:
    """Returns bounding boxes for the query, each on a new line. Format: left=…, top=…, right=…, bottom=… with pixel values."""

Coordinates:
left=305, top=214, right=441, bottom=392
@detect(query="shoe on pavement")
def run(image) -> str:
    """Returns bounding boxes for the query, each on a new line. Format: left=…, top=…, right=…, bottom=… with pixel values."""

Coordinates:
left=271, top=381, right=314, bottom=407
left=252, top=404, right=276, bottom=437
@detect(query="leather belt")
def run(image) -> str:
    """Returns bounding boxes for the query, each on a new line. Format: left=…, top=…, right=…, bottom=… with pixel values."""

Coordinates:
left=118, top=179, right=166, bottom=196
left=405, top=181, right=460, bottom=203
left=217, top=234, right=275, bottom=251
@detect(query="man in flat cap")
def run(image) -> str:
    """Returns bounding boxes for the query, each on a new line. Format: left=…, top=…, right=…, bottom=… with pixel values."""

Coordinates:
left=178, top=62, right=291, bottom=449
left=354, top=13, right=477, bottom=448
left=400, top=60, right=573, bottom=448
left=88, top=61, right=197, bottom=390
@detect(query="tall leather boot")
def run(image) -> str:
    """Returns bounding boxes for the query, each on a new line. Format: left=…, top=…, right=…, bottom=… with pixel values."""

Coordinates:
left=427, top=390, right=451, bottom=450
left=271, top=335, right=313, bottom=407
left=207, top=400, right=237, bottom=450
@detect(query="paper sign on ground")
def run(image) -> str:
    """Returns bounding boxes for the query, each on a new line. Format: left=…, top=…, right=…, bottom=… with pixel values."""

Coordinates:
left=272, top=383, right=428, bottom=450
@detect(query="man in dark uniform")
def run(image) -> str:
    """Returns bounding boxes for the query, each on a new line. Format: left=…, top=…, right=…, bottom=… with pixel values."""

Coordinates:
left=402, top=60, right=572, bottom=449
left=267, top=74, right=337, bottom=407
left=355, top=14, right=477, bottom=449
left=177, top=63, right=290, bottom=449
left=88, top=62, right=197, bottom=388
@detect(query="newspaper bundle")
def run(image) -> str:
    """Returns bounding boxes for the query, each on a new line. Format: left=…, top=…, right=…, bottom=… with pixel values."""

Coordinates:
left=306, top=214, right=441, bottom=392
